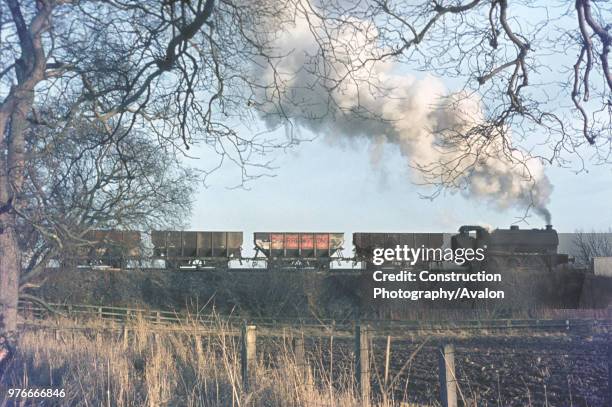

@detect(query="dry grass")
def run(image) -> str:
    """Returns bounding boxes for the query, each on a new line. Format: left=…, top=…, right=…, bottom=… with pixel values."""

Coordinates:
left=0, top=316, right=426, bottom=407
left=3, top=314, right=601, bottom=406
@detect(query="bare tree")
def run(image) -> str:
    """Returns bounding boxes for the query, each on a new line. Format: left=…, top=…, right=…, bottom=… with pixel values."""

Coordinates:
left=17, top=118, right=197, bottom=283
left=572, top=229, right=612, bottom=267
left=0, top=0, right=314, bottom=366
left=326, top=0, right=611, bottom=155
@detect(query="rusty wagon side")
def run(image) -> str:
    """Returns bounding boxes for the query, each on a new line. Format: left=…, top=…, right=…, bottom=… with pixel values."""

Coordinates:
left=254, top=232, right=344, bottom=270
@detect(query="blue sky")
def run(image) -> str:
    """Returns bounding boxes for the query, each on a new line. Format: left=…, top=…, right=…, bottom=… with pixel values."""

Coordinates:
left=189, top=129, right=612, bottom=252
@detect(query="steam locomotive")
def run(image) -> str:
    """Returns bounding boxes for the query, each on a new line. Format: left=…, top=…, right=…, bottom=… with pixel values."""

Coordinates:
left=66, top=224, right=570, bottom=272
left=451, top=224, right=570, bottom=272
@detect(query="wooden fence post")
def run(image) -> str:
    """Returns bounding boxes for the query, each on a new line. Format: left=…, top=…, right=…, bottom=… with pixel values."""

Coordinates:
left=193, top=334, right=201, bottom=354
left=293, top=335, right=306, bottom=380
left=123, top=325, right=129, bottom=347
left=384, top=335, right=391, bottom=388
left=438, top=343, right=457, bottom=407
left=54, top=320, right=60, bottom=341
left=241, top=325, right=257, bottom=390
left=354, top=324, right=371, bottom=406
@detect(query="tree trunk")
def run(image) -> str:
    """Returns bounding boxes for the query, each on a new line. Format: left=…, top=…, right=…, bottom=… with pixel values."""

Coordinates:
left=0, top=101, right=19, bottom=369
left=0, top=212, right=20, bottom=369
left=0, top=82, right=31, bottom=371
left=0, top=1, right=54, bottom=370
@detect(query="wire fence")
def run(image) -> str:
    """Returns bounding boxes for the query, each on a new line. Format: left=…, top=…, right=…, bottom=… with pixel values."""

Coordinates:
left=16, top=300, right=612, bottom=337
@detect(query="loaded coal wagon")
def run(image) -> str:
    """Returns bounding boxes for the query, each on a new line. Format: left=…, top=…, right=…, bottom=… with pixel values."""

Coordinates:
left=72, top=229, right=141, bottom=268
left=152, top=231, right=243, bottom=269
left=254, top=232, right=344, bottom=270
left=353, top=232, right=445, bottom=270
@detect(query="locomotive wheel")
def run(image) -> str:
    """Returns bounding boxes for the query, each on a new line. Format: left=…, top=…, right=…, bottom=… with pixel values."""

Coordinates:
left=524, top=256, right=548, bottom=272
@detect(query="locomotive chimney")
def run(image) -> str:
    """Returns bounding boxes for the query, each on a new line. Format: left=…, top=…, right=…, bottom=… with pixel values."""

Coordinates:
left=546, top=224, right=553, bottom=230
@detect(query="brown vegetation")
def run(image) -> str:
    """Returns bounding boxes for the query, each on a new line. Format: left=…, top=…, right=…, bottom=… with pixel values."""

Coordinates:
left=1, top=313, right=609, bottom=406
left=1, top=317, right=373, bottom=407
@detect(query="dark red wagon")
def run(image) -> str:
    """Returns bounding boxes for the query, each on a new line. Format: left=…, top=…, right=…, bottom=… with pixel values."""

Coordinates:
left=254, top=232, right=344, bottom=270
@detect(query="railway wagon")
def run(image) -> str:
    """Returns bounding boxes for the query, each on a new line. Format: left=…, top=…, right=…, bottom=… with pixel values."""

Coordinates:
left=75, top=229, right=141, bottom=268
left=451, top=225, right=570, bottom=272
left=353, top=232, right=445, bottom=269
left=152, top=231, right=243, bottom=269
left=254, top=232, right=344, bottom=270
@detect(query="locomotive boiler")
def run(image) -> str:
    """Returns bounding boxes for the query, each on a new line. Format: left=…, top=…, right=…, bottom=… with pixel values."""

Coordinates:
left=451, top=224, right=570, bottom=272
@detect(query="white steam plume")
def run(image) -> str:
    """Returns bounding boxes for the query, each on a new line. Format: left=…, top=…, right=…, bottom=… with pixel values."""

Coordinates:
left=253, top=10, right=552, bottom=223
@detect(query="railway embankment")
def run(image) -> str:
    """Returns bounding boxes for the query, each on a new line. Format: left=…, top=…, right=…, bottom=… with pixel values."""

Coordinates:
left=33, top=268, right=362, bottom=318
left=31, top=267, right=612, bottom=320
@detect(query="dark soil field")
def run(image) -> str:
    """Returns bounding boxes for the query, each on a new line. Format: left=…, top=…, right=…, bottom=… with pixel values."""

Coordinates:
left=290, top=332, right=610, bottom=406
